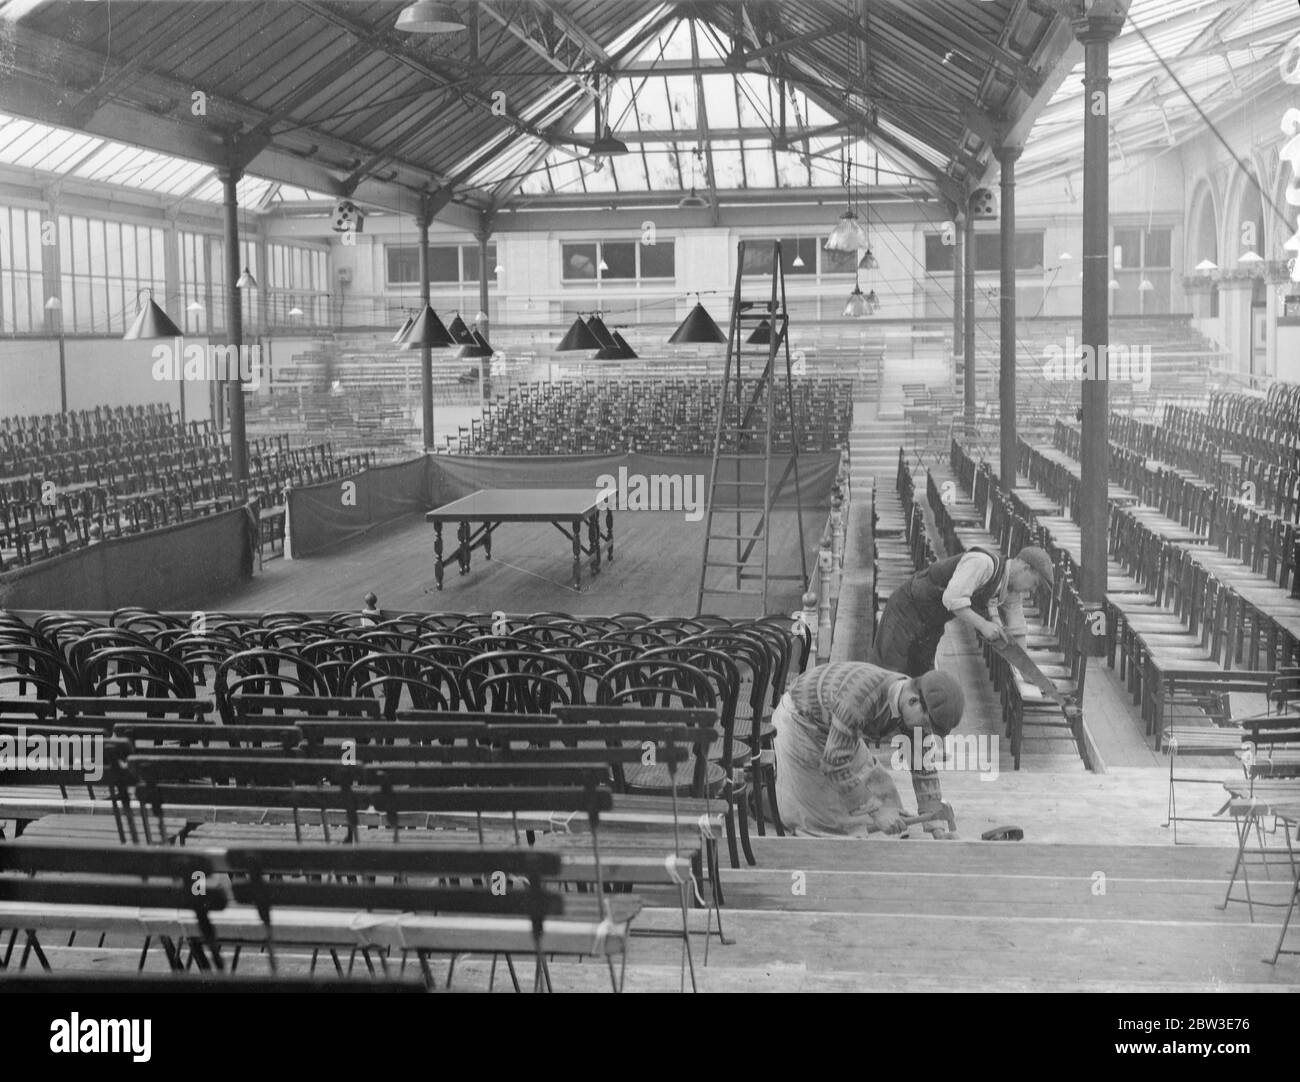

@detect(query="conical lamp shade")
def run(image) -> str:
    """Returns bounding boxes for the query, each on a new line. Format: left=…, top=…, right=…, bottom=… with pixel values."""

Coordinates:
left=585, top=315, right=618, bottom=349
left=400, top=303, right=454, bottom=349
left=124, top=293, right=182, bottom=340
left=458, top=329, right=493, bottom=358
left=668, top=302, right=726, bottom=345
left=391, top=313, right=414, bottom=343
left=611, top=330, right=638, bottom=359
left=556, top=316, right=602, bottom=351
left=446, top=314, right=476, bottom=345
left=590, top=128, right=629, bottom=156
left=747, top=319, right=771, bottom=345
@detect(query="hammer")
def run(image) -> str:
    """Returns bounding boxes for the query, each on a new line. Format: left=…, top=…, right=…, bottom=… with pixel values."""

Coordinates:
left=866, top=800, right=956, bottom=836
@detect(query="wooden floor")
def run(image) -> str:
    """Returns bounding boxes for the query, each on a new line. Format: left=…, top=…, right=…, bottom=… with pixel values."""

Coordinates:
left=21, top=834, right=1296, bottom=992
left=218, top=509, right=816, bottom=619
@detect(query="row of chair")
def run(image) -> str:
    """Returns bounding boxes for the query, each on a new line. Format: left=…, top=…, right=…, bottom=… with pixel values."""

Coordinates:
left=1, top=607, right=812, bottom=872
left=1008, top=436, right=1300, bottom=736
left=451, top=377, right=853, bottom=456
left=0, top=418, right=365, bottom=570
left=0, top=704, right=729, bottom=990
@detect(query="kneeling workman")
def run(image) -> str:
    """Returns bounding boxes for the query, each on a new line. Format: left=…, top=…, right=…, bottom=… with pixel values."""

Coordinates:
left=772, top=662, right=965, bottom=839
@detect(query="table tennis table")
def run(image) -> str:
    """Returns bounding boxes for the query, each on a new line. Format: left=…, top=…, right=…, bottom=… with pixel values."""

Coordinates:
left=424, top=488, right=613, bottom=590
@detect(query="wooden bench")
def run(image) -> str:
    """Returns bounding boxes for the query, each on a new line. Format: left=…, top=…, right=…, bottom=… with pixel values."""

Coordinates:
left=0, top=840, right=602, bottom=991
left=221, top=844, right=607, bottom=992
left=0, top=840, right=228, bottom=974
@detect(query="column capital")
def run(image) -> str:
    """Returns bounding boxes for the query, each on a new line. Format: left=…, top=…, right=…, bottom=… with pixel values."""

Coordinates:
left=1069, top=1, right=1126, bottom=45
left=995, top=144, right=1023, bottom=166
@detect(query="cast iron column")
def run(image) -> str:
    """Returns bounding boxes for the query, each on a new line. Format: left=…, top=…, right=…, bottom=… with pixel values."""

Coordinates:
left=963, top=207, right=976, bottom=426
left=1074, top=2, right=1126, bottom=602
left=220, top=167, right=248, bottom=493
left=418, top=198, right=434, bottom=450
left=951, top=204, right=964, bottom=367
left=998, top=144, right=1022, bottom=489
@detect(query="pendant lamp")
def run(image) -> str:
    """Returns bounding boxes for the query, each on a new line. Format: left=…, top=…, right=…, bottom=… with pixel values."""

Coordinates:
left=459, top=329, right=493, bottom=358
left=610, top=330, right=638, bottom=359
left=585, top=314, right=618, bottom=349
left=557, top=316, right=602, bottom=351
left=446, top=314, right=476, bottom=346
left=668, top=301, right=726, bottom=344
left=395, top=1, right=465, bottom=33
left=124, top=288, right=182, bottom=340
left=825, top=209, right=869, bottom=252
left=400, top=303, right=454, bottom=349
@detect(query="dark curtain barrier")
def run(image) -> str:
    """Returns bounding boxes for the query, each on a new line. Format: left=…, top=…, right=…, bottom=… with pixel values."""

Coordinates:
left=287, top=452, right=840, bottom=558
left=288, top=456, right=432, bottom=557
left=428, top=452, right=840, bottom=510
left=0, top=506, right=254, bottom=611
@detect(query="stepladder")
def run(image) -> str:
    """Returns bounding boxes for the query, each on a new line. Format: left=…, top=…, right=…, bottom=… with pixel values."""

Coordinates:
left=696, top=240, right=808, bottom=616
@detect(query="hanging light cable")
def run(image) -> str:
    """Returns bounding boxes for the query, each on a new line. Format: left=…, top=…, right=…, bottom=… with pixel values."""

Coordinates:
left=678, top=149, right=708, bottom=208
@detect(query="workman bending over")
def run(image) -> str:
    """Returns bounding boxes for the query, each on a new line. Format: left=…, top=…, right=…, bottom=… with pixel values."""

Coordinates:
left=773, top=662, right=965, bottom=838
left=868, top=545, right=1055, bottom=677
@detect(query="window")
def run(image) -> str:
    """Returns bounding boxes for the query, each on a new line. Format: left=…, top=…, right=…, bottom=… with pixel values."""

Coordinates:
left=462, top=243, right=497, bottom=284
left=1112, top=226, right=1171, bottom=315
left=387, top=245, right=420, bottom=285
left=189, top=236, right=260, bottom=334
left=925, top=234, right=955, bottom=273
left=0, top=206, right=45, bottom=334
left=268, top=241, right=328, bottom=325
left=386, top=243, right=494, bottom=285
left=821, top=247, right=860, bottom=275
left=973, top=233, right=1044, bottom=272
left=639, top=239, right=676, bottom=278
left=58, top=214, right=165, bottom=334
left=924, top=231, right=1044, bottom=273
left=562, top=242, right=599, bottom=280
left=429, top=246, right=459, bottom=283
left=561, top=240, right=676, bottom=282
left=600, top=241, right=635, bottom=280
left=1113, top=228, right=1142, bottom=269
left=741, top=238, right=816, bottom=276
